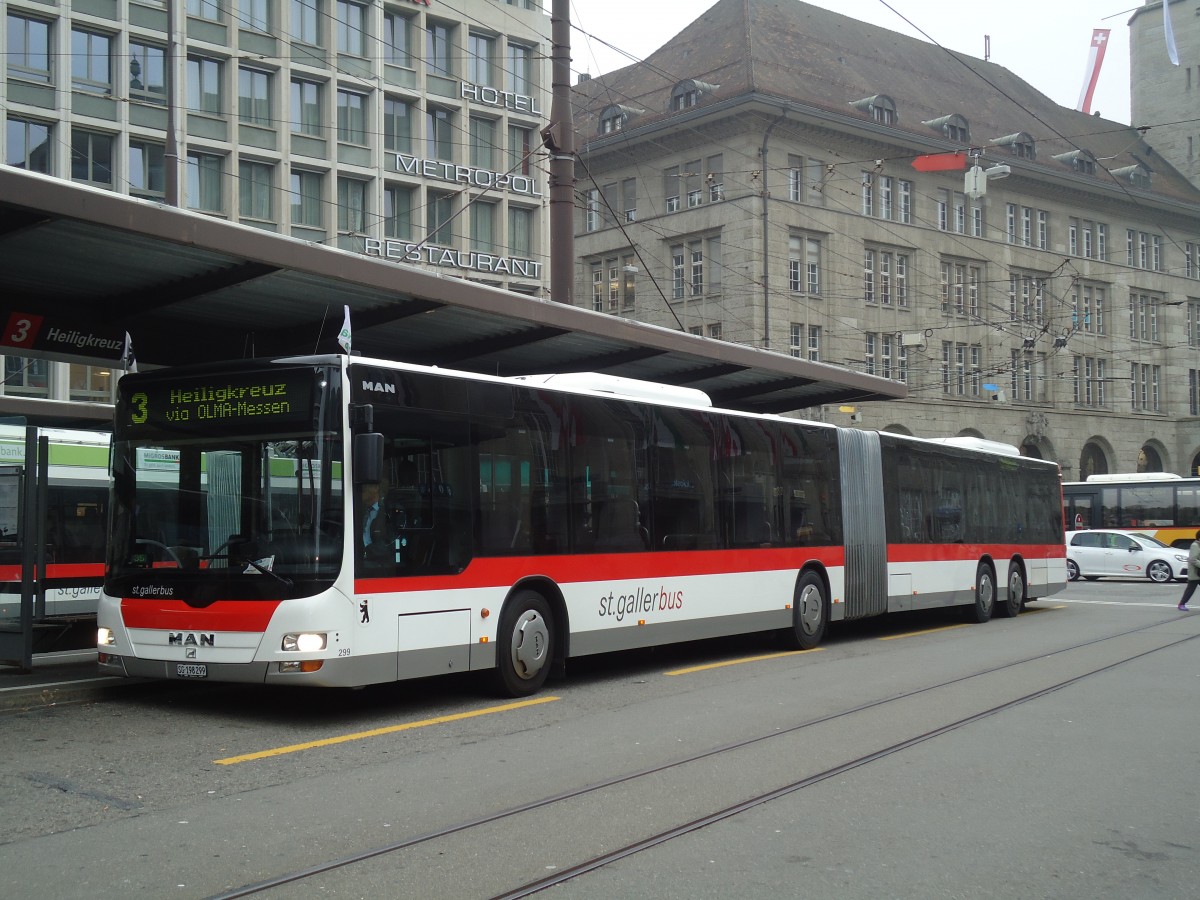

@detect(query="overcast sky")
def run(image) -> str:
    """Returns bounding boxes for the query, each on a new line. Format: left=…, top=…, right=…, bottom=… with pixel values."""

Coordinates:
left=567, top=0, right=1141, bottom=126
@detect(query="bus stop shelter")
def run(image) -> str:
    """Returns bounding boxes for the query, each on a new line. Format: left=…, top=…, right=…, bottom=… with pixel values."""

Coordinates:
left=0, top=167, right=904, bottom=422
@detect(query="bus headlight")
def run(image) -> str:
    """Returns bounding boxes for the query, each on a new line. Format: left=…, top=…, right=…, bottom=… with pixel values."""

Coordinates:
left=98, top=627, right=115, bottom=646
left=282, top=632, right=327, bottom=652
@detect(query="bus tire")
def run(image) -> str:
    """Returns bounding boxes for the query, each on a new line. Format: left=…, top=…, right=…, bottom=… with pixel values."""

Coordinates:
left=785, top=571, right=828, bottom=650
left=492, top=590, right=554, bottom=697
left=998, top=562, right=1025, bottom=618
left=967, top=561, right=995, bottom=623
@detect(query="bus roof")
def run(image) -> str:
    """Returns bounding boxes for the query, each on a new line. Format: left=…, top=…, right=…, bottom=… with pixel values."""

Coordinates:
left=1083, top=473, right=1185, bottom=483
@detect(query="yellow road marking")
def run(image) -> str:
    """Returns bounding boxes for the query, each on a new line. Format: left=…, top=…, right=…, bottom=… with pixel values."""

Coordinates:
left=665, top=648, right=821, bottom=676
left=878, top=623, right=970, bottom=641
left=214, top=696, right=560, bottom=765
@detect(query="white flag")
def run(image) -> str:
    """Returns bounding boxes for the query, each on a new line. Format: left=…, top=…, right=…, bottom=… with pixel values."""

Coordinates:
left=1165, top=0, right=1180, bottom=66
left=122, top=331, right=138, bottom=373
left=337, top=305, right=352, bottom=354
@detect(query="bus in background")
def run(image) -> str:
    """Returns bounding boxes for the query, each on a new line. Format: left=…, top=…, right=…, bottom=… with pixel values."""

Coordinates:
left=97, top=356, right=1066, bottom=696
left=1063, top=473, right=1200, bottom=548
left=0, top=426, right=109, bottom=621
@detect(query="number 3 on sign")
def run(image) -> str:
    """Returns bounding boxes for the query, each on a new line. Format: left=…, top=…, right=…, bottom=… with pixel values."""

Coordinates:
left=3, top=312, right=43, bottom=348
left=130, top=392, right=149, bottom=424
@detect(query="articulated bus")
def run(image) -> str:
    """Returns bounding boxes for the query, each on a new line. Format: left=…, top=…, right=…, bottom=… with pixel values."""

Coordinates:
left=0, top=426, right=109, bottom=620
left=1063, top=473, right=1200, bottom=548
left=97, top=355, right=1067, bottom=695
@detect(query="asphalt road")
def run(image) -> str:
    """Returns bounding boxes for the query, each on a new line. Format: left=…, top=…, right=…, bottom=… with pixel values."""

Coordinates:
left=0, top=578, right=1196, bottom=899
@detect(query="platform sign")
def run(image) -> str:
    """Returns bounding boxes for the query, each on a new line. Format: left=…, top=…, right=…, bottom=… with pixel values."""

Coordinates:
left=0, top=309, right=125, bottom=364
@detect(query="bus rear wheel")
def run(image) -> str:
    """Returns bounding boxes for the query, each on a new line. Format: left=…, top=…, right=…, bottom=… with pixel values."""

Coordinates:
left=967, top=562, right=995, bottom=623
left=997, top=562, right=1025, bottom=618
left=785, top=571, right=827, bottom=650
left=492, top=590, right=554, bottom=697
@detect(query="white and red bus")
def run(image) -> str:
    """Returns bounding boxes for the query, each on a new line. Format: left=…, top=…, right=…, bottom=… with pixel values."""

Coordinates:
left=97, top=355, right=1067, bottom=695
left=0, top=426, right=109, bottom=621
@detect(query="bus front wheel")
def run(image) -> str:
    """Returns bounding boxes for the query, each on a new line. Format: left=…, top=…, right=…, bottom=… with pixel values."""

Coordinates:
left=492, top=590, right=554, bottom=697
left=967, top=562, right=996, bottom=623
left=786, top=571, right=828, bottom=650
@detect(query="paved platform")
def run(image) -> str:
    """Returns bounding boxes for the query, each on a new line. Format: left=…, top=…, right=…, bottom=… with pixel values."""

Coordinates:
left=0, top=650, right=131, bottom=711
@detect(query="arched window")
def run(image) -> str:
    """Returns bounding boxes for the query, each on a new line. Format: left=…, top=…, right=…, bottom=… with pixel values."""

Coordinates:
left=850, top=94, right=897, bottom=125
left=598, top=104, right=641, bottom=135
left=669, top=79, right=719, bottom=112
left=1053, top=149, right=1097, bottom=176
left=922, top=114, right=969, bottom=143
left=991, top=132, right=1035, bottom=160
left=1138, top=445, right=1164, bottom=473
left=1079, top=442, right=1109, bottom=479
left=1110, top=164, right=1152, bottom=188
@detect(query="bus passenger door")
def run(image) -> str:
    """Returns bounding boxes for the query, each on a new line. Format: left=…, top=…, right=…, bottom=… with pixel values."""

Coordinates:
left=1065, top=492, right=1096, bottom=533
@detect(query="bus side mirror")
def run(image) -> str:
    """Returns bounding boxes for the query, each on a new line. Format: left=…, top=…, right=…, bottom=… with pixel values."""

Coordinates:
left=353, top=433, right=385, bottom=484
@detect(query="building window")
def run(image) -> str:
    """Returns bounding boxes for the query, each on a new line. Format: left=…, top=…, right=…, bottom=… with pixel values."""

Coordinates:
left=71, top=29, right=112, bottom=95
left=671, top=86, right=700, bottom=110
left=468, top=33, right=496, bottom=86
left=509, top=206, right=533, bottom=257
left=238, top=164, right=274, bottom=225
left=1130, top=364, right=1161, bottom=412
left=69, top=365, right=113, bottom=402
left=384, top=184, right=413, bottom=239
left=584, top=189, right=599, bottom=232
left=383, top=12, right=412, bottom=67
left=337, top=177, right=367, bottom=232
left=238, top=68, right=272, bottom=126
left=292, top=0, right=321, bottom=45
left=289, top=170, right=322, bottom=227
left=470, top=200, right=496, bottom=253
left=1009, top=272, right=1047, bottom=325
left=337, top=90, right=367, bottom=144
left=427, top=21, right=453, bottom=77
left=509, top=124, right=533, bottom=176
left=941, top=260, right=982, bottom=316
left=427, top=108, right=454, bottom=161
left=807, top=326, right=821, bottom=361
left=865, top=333, right=876, bottom=375
left=685, top=158, right=702, bottom=208
left=664, top=165, right=680, bottom=212
left=1129, top=292, right=1161, bottom=342
left=898, top=179, right=912, bottom=223
left=384, top=97, right=412, bottom=152
left=507, top=43, right=532, bottom=95
left=241, top=0, right=270, bottom=32
left=239, top=160, right=273, bottom=220
left=70, top=129, right=113, bottom=188
left=187, top=0, right=222, bottom=22
left=861, top=172, right=875, bottom=217
left=291, top=79, right=322, bottom=136
left=707, top=154, right=724, bottom=201
left=6, top=118, right=51, bottom=173
left=427, top=190, right=456, bottom=246
left=1072, top=283, right=1107, bottom=335
left=1189, top=300, right=1200, bottom=347
left=1006, top=203, right=1017, bottom=244
left=186, top=151, right=223, bottom=212
left=3, top=357, right=50, bottom=397
left=1037, top=210, right=1049, bottom=250
left=129, top=140, right=165, bottom=199
left=789, top=324, right=804, bottom=358
left=7, top=15, right=52, bottom=84
left=336, top=1, right=367, bottom=56
left=469, top=116, right=497, bottom=169
left=186, top=56, right=223, bottom=115
left=789, top=234, right=821, bottom=294
left=129, top=42, right=166, bottom=105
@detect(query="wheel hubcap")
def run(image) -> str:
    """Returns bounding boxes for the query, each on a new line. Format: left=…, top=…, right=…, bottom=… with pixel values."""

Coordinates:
left=510, top=610, right=549, bottom=680
left=979, top=575, right=994, bottom=613
left=797, top=584, right=822, bottom=635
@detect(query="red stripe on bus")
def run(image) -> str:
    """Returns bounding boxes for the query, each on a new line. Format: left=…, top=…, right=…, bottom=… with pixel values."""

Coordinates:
left=887, top=543, right=1065, bottom=564
left=121, top=599, right=281, bottom=631
left=356, top=546, right=846, bottom=594
left=0, top=562, right=104, bottom=580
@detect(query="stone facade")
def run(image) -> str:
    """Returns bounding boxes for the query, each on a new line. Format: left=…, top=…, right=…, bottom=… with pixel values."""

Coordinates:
left=573, top=0, right=1200, bottom=479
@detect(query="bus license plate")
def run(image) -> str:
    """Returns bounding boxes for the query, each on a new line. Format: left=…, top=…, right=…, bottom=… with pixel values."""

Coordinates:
left=176, top=663, right=207, bottom=679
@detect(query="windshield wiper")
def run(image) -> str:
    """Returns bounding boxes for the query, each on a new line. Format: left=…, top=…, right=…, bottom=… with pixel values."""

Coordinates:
left=238, top=556, right=294, bottom=589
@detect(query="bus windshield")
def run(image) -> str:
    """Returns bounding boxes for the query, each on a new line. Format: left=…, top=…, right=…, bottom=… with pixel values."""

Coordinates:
left=105, top=365, right=343, bottom=601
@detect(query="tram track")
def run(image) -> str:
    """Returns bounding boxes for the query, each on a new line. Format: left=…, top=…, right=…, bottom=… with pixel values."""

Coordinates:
left=207, top=615, right=1197, bottom=900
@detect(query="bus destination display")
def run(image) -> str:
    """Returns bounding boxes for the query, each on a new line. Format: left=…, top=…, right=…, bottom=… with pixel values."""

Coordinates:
left=121, top=370, right=314, bottom=434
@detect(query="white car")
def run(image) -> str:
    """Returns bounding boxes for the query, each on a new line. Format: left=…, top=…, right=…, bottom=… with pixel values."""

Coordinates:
left=1065, top=530, right=1187, bottom=583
